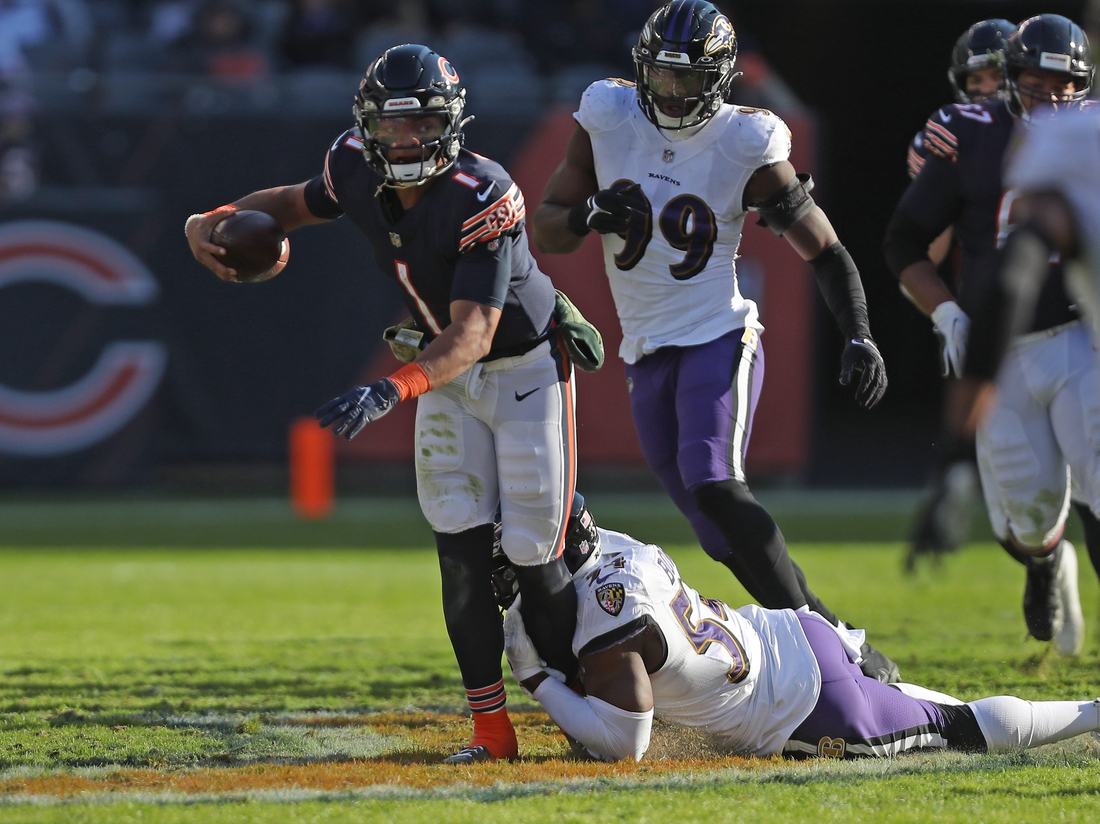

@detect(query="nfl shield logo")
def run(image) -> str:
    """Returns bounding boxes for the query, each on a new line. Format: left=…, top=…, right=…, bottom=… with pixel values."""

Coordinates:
left=663, top=148, right=675, bottom=162
left=390, top=232, right=402, bottom=247
left=596, top=583, right=625, bottom=616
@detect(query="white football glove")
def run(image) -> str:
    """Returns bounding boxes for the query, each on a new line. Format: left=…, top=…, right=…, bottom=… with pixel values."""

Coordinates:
left=503, top=602, right=566, bottom=693
left=930, top=300, right=970, bottom=379
left=503, top=601, right=544, bottom=684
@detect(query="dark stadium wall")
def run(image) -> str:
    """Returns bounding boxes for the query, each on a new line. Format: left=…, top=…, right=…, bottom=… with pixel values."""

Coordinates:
left=726, top=0, right=1087, bottom=485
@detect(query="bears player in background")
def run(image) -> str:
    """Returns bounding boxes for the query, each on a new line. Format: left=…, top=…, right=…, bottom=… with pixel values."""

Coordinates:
left=956, top=106, right=1100, bottom=640
left=503, top=499, right=1100, bottom=762
left=531, top=0, right=898, bottom=682
left=185, top=44, right=579, bottom=764
left=904, top=19, right=1014, bottom=571
left=883, top=15, right=1095, bottom=656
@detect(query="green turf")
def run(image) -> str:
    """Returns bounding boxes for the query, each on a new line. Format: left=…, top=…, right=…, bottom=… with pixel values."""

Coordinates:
left=0, top=498, right=1098, bottom=821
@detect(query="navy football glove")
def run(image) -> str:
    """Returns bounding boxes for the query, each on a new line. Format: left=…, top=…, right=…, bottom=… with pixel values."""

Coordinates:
left=839, top=337, right=887, bottom=409
left=314, top=379, right=400, bottom=440
left=567, top=184, right=641, bottom=236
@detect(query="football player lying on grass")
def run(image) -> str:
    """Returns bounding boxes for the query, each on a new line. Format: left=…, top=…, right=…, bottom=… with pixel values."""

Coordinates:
left=503, top=496, right=1100, bottom=761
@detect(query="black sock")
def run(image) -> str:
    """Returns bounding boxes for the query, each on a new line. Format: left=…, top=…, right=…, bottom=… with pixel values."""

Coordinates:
left=694, top=480, right=810, bottom=610
left=435, top=525, right=504, bottom=689
left=514, top=558, right=579, bottom=684
left=1073, top=502, right=1100, bottom=580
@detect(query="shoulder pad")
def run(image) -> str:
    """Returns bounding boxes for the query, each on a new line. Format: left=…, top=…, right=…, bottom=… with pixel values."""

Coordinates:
left=719, top=107, right=791, bottom=168
left=907, top=130, right=928, bottom=178
left=576, top=79, right=637, bottom=134
left=458, top=179, right=526, bottom=253
left=923, top=106, right=959, bottom=161
left=1007, top=107, right=1100, bottom=194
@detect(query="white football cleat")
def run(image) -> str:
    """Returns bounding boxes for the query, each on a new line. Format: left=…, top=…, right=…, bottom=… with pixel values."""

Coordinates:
left=1054, top=541, right=1084, bottom=656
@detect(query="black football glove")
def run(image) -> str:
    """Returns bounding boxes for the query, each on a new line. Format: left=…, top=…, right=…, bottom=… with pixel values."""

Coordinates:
left=314, top=379, right=400, bottom=440
left=567, top=184, right=641, bottom=236
left=839, top=337, right=887, bottom=409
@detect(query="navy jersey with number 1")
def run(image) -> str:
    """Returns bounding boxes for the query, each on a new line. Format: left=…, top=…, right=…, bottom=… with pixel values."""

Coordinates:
left=302, top=128, right=556, bottom=359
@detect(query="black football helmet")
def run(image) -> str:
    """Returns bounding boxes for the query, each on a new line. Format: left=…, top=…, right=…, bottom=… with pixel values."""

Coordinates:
left=947, top=19, right=1015, bottom=103
left=633, top=0, right=738, bottom=130
left=562, top=493, right=601, bottom=579
left=1004, top=15, right=1093, bottom=118
left=353, top=44, right=467, bottom=186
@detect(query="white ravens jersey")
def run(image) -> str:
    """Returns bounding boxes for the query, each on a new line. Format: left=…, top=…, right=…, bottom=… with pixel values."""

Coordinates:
left=576, top=79, right=789, bottom=364
left=574, top=529, right=820, bottom=756
left=1005, top=107, right=1100, bottom=342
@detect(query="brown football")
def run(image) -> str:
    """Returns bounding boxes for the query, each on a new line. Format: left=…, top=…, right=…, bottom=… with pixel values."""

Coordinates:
left=210, top=210, right=287, bottom=282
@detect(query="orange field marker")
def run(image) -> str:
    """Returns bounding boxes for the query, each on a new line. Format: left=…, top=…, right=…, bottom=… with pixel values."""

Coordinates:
left=289, top=416, right=334, bottom=519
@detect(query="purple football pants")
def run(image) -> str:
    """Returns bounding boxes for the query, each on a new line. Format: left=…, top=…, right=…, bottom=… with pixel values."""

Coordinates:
left=624, top=329, right=765, bottom=560
left=786, top=612, right=949, bottom=758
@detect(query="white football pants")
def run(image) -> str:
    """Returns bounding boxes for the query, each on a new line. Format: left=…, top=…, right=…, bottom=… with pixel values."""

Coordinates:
left=977, top=321, right=1100, bottom=549
left=414, top=341, right=577, bottom=566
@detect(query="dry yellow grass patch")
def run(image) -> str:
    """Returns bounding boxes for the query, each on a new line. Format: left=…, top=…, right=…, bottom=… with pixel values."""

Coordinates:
left=0, top=711, right=781, bottom=798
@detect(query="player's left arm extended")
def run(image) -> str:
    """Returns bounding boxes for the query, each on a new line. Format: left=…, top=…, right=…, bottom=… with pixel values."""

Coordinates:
left=505, top=607, right=653, bottom=762
left=315, top=300, right=499, bottom=440
left=746, top=160, right=887, bottom=409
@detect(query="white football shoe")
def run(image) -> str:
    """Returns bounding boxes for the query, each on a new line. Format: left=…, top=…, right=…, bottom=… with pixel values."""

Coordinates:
left=1054, top=541, right=1084, bottom=656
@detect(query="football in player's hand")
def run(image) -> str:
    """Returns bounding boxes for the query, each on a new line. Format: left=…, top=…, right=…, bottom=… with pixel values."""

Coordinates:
left=210, top=210, right=288, bottom=282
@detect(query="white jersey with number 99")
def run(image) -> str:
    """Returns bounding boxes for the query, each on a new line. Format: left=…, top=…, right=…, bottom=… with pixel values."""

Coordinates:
left=576, top=79, right=790, bottom=364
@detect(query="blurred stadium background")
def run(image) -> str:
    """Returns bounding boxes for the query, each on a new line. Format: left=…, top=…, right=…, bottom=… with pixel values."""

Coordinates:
left=0, top=0, right=1088, bottom=542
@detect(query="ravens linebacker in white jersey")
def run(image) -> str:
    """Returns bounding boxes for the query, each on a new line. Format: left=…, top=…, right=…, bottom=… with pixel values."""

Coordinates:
left=185, top=44, right=582, bottom=764
left=503, top=497, right=1100, bottom=762
left=531, top=0, right=896, bottom=681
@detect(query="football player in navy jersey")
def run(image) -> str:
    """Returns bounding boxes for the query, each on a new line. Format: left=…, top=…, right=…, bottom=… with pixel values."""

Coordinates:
left=904, top=19, right=1014, bottom=570
left=185, top=44, right=581, bottom=764
left=531, top=0, right=899, bottom=684
left=883, top=15, right=1095, bottom=656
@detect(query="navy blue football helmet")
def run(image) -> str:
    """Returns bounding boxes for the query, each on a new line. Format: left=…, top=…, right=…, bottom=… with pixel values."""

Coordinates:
left=947, top=19, right=1015, bottom=103
left=1005, top=15, right=1093, bottom=117
left=633, top=0, right=738, bottom=130
left=353, top=44, right=467, bottom=186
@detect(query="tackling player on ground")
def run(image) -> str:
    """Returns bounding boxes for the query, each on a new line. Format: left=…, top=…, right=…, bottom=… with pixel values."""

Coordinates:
left=531, top=0, right=898, bottom=683
left=185, top=44, right=581, bottom=763
left=883, top=15, right=1095, bottom=656
left=503, top=497, right=1100, bottom=762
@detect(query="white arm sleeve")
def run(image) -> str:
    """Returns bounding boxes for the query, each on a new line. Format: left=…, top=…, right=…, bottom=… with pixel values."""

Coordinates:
left=532, top=677, right=653, bottom=762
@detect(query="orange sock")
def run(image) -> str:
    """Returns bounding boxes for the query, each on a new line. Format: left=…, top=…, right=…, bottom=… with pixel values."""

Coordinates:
left=466, top=680, right=518, bottom=759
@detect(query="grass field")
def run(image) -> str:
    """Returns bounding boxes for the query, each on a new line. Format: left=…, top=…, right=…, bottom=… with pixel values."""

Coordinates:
left=0, top=494, right=1097, bottom=822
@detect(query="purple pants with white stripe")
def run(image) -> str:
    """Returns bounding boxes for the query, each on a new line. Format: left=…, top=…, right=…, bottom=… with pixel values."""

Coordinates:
left=785, top=613, right=949, bottom=758
left=624, top=328, right=765, bottom=560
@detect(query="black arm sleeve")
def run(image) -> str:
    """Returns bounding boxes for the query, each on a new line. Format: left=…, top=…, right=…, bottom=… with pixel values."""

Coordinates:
left=810, top=242, right=870, bottom=339
left=881, top=153, right=964, bottom=278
